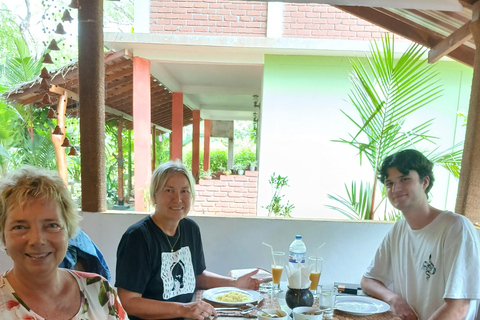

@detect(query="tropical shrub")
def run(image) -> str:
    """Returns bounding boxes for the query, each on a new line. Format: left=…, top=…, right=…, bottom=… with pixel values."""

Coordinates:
left=327, top=34, right=462, bottom=221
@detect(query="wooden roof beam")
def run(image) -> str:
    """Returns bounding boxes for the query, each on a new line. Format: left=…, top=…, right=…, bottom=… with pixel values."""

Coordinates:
left=105, top=105, right=171, bottom=134
left=335, top=6, right=475, bottom=67
left=428, top=21, right=472, bottom=63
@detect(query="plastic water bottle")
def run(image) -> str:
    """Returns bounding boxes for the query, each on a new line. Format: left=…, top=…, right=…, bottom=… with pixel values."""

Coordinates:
left=289, top=235, right=306, bottom=263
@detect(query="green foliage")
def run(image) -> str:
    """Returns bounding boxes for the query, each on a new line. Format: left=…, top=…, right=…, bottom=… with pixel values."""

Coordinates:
left=327, top=34, right=462, bottom=221
left=264, top=173, right=294, bottom=217
left=326, top=181, right=374, bottom=220
left=154, top=134, right=170, bottom=167
left=234, top=147, right=256, bottom=168
left=1, top=38, right=43, bottom=88
left=0, top=4, right=24, bottom=67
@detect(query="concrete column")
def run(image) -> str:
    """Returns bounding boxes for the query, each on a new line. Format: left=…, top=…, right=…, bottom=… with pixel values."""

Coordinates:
left=134, top=0, right=150, bottom=33
left=192, top=110, right=200, bottom=182
left=456, top=5, right=480, bottom=226
left=203, top=119, right=211, bottom=171
left=266, top=2, right=284, bottom=38
left=78, top=0, right=106, bottom=212
left=171, top=92, right=183, bottom=161
left=227, top=138, right=234, bottom=170
left=133, top=57, right=152, bottom=212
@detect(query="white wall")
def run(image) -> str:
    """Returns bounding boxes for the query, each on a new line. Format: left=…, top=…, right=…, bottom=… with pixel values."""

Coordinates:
left=0, top=212, right=395, bottom=286
left=1, top=212, right=478, bottom=287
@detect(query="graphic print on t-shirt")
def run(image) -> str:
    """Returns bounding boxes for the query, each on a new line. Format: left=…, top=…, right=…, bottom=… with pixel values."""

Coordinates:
left=422, top=254, right=436, bottom=280
left=161, top=246, right=196, bottom=299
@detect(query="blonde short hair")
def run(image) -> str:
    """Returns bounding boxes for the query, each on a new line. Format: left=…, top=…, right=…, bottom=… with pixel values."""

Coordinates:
left=150, top=161, right=196, bottom=206
left=0, top=166, right=81, bottom=245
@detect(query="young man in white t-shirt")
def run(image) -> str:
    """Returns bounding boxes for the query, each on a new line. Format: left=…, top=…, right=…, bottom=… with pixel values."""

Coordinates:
left=361, top=149, right=480, bottom=320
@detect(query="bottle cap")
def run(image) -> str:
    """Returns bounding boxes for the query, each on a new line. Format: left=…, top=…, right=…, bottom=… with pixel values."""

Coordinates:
left=295, top=235, right=302, bottom=239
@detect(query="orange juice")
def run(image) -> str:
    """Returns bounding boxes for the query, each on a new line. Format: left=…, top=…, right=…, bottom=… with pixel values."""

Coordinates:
left=309, top=272, right=321, bottom=290
left=272, top=266, right=283, bottom=284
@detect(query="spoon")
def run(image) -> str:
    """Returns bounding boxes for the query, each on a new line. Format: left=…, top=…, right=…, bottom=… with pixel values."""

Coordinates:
left=240, top=304, right=255, bottom=314
left=259, top=311, right=280, bottom=318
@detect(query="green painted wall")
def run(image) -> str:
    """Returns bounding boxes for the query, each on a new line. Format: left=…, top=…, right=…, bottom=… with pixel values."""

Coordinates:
left=257, top=54, right=473, bottom=220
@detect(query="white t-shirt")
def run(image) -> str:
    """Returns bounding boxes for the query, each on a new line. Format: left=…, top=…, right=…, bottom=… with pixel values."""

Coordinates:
left=365, top=211, right=480, bottom=320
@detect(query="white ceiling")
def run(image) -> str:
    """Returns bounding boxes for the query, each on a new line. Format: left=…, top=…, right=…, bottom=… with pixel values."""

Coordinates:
left=105, top=33, right=418, bottom=121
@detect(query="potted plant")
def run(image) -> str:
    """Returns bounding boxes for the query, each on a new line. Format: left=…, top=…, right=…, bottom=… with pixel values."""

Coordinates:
left=233, top=163, right=245, bottom=175
left=249, top=160, right=258, bottom=171
left=200, top=169, right=212, bottom=180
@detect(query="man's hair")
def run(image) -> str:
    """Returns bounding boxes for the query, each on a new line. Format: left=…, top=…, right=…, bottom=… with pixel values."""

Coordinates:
left=150, top=160, right=196, bottom=205
left=0, top=165, right=81, bottom=245
left=378, top=149, right=435, bottom=196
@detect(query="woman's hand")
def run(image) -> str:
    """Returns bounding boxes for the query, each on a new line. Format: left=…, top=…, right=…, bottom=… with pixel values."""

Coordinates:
left=182, top=301, right=217, bottom=320
left=234, top=269, right=263, bottom=290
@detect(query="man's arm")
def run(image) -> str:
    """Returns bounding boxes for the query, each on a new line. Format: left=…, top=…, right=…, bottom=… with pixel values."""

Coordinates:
left=361, top=276, right=417, bottom=320
left=428, top=298, right=470, bottom=320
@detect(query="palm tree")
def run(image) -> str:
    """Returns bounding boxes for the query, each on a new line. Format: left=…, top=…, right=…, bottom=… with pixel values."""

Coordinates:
left=327, top=34, right=462, bottom=221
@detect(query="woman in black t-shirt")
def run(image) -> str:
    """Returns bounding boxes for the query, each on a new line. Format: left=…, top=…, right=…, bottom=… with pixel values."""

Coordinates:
left=116, top=161, right=261, bottom=320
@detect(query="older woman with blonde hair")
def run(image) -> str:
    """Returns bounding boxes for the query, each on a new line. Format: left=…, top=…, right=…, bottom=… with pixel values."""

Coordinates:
left=116, top=161, right=261, bottom=320
left=0, top=165, right=128, bottom=320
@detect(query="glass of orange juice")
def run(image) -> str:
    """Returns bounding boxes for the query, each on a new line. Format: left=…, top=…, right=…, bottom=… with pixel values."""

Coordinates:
left=271, top=251, right=285, bottom=292
left=308, top=256, right=323, bottom=294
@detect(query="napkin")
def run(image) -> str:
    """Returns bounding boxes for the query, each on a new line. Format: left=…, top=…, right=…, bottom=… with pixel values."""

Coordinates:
left=286, top=262, right=311, bottom=289
left=228, top=268, right=272, bottom=282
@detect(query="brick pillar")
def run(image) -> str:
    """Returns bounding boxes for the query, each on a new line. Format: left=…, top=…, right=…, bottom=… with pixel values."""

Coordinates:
left=171, top=92, right=183, bottom=161
left=133, top=57, right=152, bottom=212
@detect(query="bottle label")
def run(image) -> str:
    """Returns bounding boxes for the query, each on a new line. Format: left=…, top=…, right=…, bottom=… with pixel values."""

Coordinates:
left=289, top=253, right=306, bottom=263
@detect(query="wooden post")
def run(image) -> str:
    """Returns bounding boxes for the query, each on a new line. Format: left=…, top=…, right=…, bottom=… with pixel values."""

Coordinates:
left=203, top=119, right=211, bottom=171
left=152, top=126, right=156, bottom=172
left=192, top=110, right=200, bottom=182
left=78, top=0, right=106, bottom=212
left=117, top=116, right=124, bottom=205
left=455, top=4, right=480, bottom=226
left=51, top=91, right=68, bottom=186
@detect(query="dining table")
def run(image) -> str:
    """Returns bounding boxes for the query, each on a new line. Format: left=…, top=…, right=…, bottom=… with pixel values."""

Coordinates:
left=199, top=282, right=401, bottom=320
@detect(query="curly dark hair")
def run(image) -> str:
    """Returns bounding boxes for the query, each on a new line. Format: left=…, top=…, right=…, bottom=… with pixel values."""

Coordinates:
left=378, top=149, right=435, bottom=197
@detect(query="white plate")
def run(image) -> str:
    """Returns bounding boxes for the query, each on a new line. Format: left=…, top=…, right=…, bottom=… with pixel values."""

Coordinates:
left=335, top=296, right=390, bottom=316
left=203, top=287, right=262, bottom=305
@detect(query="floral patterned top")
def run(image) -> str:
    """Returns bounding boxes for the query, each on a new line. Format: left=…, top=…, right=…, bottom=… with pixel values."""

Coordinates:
left=0, top=269, right=128, bottom=320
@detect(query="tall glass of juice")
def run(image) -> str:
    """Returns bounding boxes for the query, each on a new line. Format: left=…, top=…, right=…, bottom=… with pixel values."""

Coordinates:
left=308, top=256, right=323, bottom=294
left=271, top=251, right=285, bottom=292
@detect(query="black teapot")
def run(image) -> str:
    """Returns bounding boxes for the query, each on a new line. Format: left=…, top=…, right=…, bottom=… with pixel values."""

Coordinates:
left=285, top=287, right=314, bottom=309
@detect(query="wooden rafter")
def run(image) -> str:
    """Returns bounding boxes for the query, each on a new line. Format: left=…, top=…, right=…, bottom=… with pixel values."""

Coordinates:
left=335, top=5, right=476, bottom=67
left=428, top=21, right=472, bottom=63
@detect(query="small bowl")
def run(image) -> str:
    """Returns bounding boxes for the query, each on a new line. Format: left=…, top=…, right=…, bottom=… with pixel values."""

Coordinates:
left=257, top=308, right=288, bottom=320
left=292, top=307, right=323, bottom=320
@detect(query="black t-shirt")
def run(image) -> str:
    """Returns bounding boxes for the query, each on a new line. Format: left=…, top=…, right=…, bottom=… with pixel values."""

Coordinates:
left=115, top=216, right=206, bottom=320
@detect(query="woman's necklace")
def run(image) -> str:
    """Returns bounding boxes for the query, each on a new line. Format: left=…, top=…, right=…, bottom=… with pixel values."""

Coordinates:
left=162, top=225, right=181, bottom=252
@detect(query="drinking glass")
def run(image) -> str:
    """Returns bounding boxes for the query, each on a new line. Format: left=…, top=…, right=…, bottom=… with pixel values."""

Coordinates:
left=308, top=256, right=323, bottom=294
left=318, top=285, right=336, bottom=319
left=271, top=251, right=285, bottom=292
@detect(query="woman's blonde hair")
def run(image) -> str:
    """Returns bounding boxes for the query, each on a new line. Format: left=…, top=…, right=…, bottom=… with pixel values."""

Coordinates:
left=150, top=161, right=196, bottom=206
left=0, top=166, right=81, bottom=245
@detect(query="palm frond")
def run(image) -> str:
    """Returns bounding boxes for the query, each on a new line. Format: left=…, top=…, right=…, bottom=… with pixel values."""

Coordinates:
left=326, top=181, right=372, bottom=220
